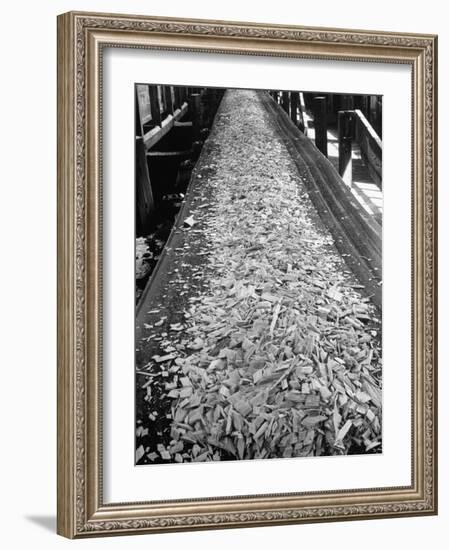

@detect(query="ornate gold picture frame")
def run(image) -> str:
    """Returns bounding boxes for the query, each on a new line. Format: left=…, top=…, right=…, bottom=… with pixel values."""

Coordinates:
left=57, top=11, right=437, bottom=538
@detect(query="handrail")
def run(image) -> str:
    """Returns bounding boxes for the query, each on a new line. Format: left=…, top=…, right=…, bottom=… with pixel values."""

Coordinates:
left=142, top=102, right=189, bottom=150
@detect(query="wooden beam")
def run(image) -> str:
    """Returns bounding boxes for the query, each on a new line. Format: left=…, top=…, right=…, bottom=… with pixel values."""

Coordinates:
left=290, top=92, right=299, bottom=126
left=148, top=85, right=161, bottom=127
left=281, top=91, right=290, bottom=116
left=147, top=150, right=191, bottom=158
left=164, top=85, right=174, bottom=114
left=313, top=96, right=328, bottom=157
left=174, top=87, right=181, bottom=110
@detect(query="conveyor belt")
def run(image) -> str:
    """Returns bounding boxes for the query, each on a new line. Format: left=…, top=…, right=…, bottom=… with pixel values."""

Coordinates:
left=135, top=89, right=382, bottom=464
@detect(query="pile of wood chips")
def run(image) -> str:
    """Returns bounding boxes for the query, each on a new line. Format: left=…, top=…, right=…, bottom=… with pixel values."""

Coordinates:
left=137, top=90, right=382, bottom=464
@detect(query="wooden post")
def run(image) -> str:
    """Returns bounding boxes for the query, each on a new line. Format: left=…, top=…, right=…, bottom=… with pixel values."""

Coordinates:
left=281, top=91, right=290, bottom=116
left=354, top=95, right=363, bottom=110
left=338, top=111, right=353, bottom=187
left=327, top=94, right=334, bottom=117
left=148, top=85, right=161, bottom=128
left=174, top=87, right=182, bottom=110
left=290, top=92, right=299, bottom=126
left=164, top=86, right=174, bottom=114
left=298, top=92, right=306, bottom=133
left=179, top=87, right=186, bottom=105
left=313, top=96, right=328, bottom=157
left=361, top=96, right=370, bottom=123
left=341, top=95, right=354, bottom=111
left=190, top=93, right=201, bottom=142
left=374, top=96, right=382, bottom=137
left=136, top=136, right=154, bottom=234
left=135, top=87, right=144, bottom=138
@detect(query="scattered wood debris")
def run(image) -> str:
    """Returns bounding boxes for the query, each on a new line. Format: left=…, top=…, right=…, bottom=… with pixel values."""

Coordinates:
left=183, top=215, right=196, bottom=228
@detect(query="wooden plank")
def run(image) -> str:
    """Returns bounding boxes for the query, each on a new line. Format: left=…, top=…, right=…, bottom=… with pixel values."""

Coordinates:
left=174, top=120, right=192, bottom=128
left=147, top=150, right=191, bottom=158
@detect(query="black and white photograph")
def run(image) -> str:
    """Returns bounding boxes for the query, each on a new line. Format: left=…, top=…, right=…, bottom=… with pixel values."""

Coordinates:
left=135, top=85, right=383, bottom=465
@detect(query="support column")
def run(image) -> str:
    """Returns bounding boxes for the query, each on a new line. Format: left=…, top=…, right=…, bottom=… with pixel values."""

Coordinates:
left=148, top=85, right=161, bottom=128
left=313, top=96, right=328, bottom=157
left=290, top=92, right=299, bottom=126
left=338, top=111, right=354, bottom=187
left=281, top=91, right=290, bottom=116
left=190, top=93, right=201, bottom=142
left=136, top=136, right=154, bottom=234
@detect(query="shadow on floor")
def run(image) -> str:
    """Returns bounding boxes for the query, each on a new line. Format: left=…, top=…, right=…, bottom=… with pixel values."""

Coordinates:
left=25, top=515, right=56, bottom=533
